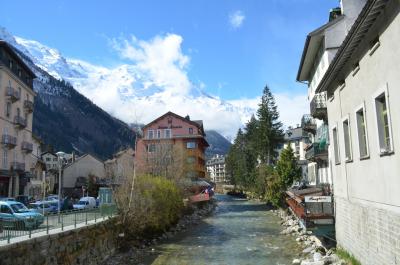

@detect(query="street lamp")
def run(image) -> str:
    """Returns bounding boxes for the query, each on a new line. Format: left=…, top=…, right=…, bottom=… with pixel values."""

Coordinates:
left=57, top=154, right=63, bottom=222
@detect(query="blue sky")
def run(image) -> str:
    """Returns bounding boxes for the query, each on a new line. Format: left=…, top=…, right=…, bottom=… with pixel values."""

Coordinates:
left=1, top=0, right=338, bottom=100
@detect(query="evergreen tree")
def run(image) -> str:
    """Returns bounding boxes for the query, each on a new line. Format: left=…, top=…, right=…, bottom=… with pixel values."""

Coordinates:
left=256, top=85, right=284, bottom=164
left=276, top=145, right=302, bottom=188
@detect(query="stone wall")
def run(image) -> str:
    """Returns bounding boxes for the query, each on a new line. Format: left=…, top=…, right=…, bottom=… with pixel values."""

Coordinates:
left=335, top=197, right=400, bottom=265
left=0, top=220, right=118, bottom=265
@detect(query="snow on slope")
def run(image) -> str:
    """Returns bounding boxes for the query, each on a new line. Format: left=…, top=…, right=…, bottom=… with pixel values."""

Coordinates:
left=0, top=27, right=272, bottom=138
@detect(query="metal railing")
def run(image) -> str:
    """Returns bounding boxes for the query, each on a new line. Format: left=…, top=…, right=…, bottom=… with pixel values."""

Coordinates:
left=5, top=86, right=20, bottom=102
left=301, top=114, right=317, bottom=133
left=10, top=161, right=25, bottom=172
left=14, top=116, right=27, bottom=129
left=21, top=141, right=33, bottom=153
left=0, top=205, right=117, bottom=244
left=305, top=142, right=328, bottom=161
left=1, top=134, right=17, bottom=148
left=310, top=92, right=327, bottom=120
left=23, top=100, right=34, bottom=113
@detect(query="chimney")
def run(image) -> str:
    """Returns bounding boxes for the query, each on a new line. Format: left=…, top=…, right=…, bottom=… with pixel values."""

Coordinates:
left=340, top=0, right=368, bottom=30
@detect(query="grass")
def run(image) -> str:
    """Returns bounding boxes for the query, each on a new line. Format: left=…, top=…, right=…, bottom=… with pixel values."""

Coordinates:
left=335, top=248, right=362, bottom=265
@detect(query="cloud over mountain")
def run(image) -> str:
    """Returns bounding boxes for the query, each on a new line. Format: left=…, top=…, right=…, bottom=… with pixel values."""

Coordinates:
left=1, top=26, right=307, bottom=138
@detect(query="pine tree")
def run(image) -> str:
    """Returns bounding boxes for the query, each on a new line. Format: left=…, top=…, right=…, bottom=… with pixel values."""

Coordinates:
left=276, top=145, right=301, bottom=188
left=256, top=85, right=284, bottom=164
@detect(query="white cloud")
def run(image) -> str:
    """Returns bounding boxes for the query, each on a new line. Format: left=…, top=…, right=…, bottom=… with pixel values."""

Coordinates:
left=229, top=10, right=245, bottom=29
left=16, top=32, right=307, bottom=139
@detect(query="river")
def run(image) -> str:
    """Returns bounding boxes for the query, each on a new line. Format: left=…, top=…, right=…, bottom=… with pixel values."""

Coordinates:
left=110, top=195, right=302, bottom=265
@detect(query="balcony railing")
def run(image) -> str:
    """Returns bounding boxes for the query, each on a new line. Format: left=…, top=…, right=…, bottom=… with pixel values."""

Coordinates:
left=301, top=114, right=317, bottom=133
left=23, top=100, right=34, bottom=113
left=14, top=116, right=27, bottom=129
left=21, top=141, right=33, bottom=153
left=305, top=142, right=328, bottom=161
left=310, top=92, right=327, bottom=120
left=10, top=162, right=25, bottom=172
left=1, top=134, right=17, bottom=149
left=5, top=86, right=20, bottom=102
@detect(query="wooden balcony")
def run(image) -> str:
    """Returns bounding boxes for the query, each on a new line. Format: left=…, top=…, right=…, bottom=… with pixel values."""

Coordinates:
left=5, top=86, right=20, bottom=102
left=310, top=92, right=327, bottom=120
left=14, top=116, right=27, bottom=129
left=21, top=141, right=33, bottom=153
left=1, top=134, right=17, bottom=149
left=24, top=100, right=34, bottom=113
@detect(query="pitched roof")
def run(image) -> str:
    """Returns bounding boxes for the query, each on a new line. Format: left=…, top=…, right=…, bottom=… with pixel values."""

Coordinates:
left=297, top=16, right=344, bottom=81
left=316, top=0, right=389, bottom=93
left=143, top=111, right=204, bottom=130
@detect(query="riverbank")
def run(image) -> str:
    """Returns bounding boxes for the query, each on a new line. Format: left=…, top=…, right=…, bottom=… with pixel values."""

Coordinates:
left=102, top=199, right=217, bottom=265
left=271, top=209, right=346, bottom=265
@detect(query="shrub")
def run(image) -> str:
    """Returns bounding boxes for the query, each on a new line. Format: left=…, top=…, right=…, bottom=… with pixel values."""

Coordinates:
left=114, top=174, right=184, bottom=239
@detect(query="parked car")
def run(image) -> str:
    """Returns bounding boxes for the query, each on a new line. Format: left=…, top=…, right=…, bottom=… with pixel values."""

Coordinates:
left=0, top=197, right=16, bottom=202
left=45, top=195, right=59, bottom=201
left=0, top=201, right=44, bottom=229
left=73, top=197, right=96, bottom=210
left=29, top=201, right=55, bottom=215
left=16, top=195, right=34, bottom=206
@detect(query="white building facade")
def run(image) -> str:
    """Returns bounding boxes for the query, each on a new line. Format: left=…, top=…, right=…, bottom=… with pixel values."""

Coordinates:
left=206, top=155, right=229, bottom=183
left=310, top=0, right=400, bottom=264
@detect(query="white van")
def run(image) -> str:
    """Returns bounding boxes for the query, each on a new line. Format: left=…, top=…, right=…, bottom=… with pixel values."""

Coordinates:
left=73, top=197, right=96, bottom=210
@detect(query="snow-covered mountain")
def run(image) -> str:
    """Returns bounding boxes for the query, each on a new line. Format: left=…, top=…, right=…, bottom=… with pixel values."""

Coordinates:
left=0, top=27, right=256, bottom=139
left=0, top=27, right=136, bottom=159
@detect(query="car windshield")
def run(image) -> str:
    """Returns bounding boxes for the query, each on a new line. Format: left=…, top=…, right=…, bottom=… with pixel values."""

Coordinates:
left=78, top=201, right=89, bottom=205
left=10, top=203, right=29, bottom=213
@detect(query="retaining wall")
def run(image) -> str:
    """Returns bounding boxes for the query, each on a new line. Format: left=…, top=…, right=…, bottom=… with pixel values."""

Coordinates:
left=0, top=219, right=118, bottom=265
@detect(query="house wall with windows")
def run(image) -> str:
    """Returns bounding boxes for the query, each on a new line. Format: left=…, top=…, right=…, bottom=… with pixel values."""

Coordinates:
left=135, top=112, right=208, bottom=179
left=321, top=1, right=400, bottom=263
left=0, top=41, right=36, bottom=197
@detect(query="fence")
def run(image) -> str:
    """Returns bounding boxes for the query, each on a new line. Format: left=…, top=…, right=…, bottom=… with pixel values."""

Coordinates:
left=0, top=204, right=117, bottom=244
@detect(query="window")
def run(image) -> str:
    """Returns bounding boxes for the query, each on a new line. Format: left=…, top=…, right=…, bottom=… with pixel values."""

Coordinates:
left=333, top=127, right=340, bottom=164
left=189, top=128, right=193, bottom=134
left=356, top=107, right=369, bottom=158
left=147, top=130, right=154, bottom=139
left=342, top=119, right=352, bottom=162
left=157, top=130, right=162, bottom=139
left=5, top=102, right=11, bottom=117
left=186, top=142, right=196, bottom=149
left=9, top=60, right=13, bottom=69
left=147, top=144, right=156, bottom=153
left=46, top=157, right=51, bottom=162
left=375, top=91, right=393, bottom=154
left=187, top=156, right=196, bottom=164
left=0, top=205, right=12, bottom=214
left=2, top=149, right=7, bottom=168
left=164, top=129, right=171, bottom=138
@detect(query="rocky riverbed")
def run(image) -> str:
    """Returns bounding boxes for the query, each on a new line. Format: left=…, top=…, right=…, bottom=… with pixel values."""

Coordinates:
left=271, top=209, right=347, bottom=265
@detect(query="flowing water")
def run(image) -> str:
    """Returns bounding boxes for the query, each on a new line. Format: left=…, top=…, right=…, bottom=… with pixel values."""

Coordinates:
left=138, top=195, right=302, bottom=265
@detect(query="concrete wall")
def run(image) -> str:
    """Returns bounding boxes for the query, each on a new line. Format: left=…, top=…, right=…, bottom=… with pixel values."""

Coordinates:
left=0, top=220, right=117, bottom=265
left=326, top=2, right=400, bottom=263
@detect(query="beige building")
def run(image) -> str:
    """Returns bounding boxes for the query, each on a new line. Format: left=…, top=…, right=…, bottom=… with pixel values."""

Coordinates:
left=316, top=1, right=400, bottom=263
left=0, top=40, right=36, bottom=197
left=104, top=148, right=134, bottom=185
left=62, top=154, right=105, bottom=190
